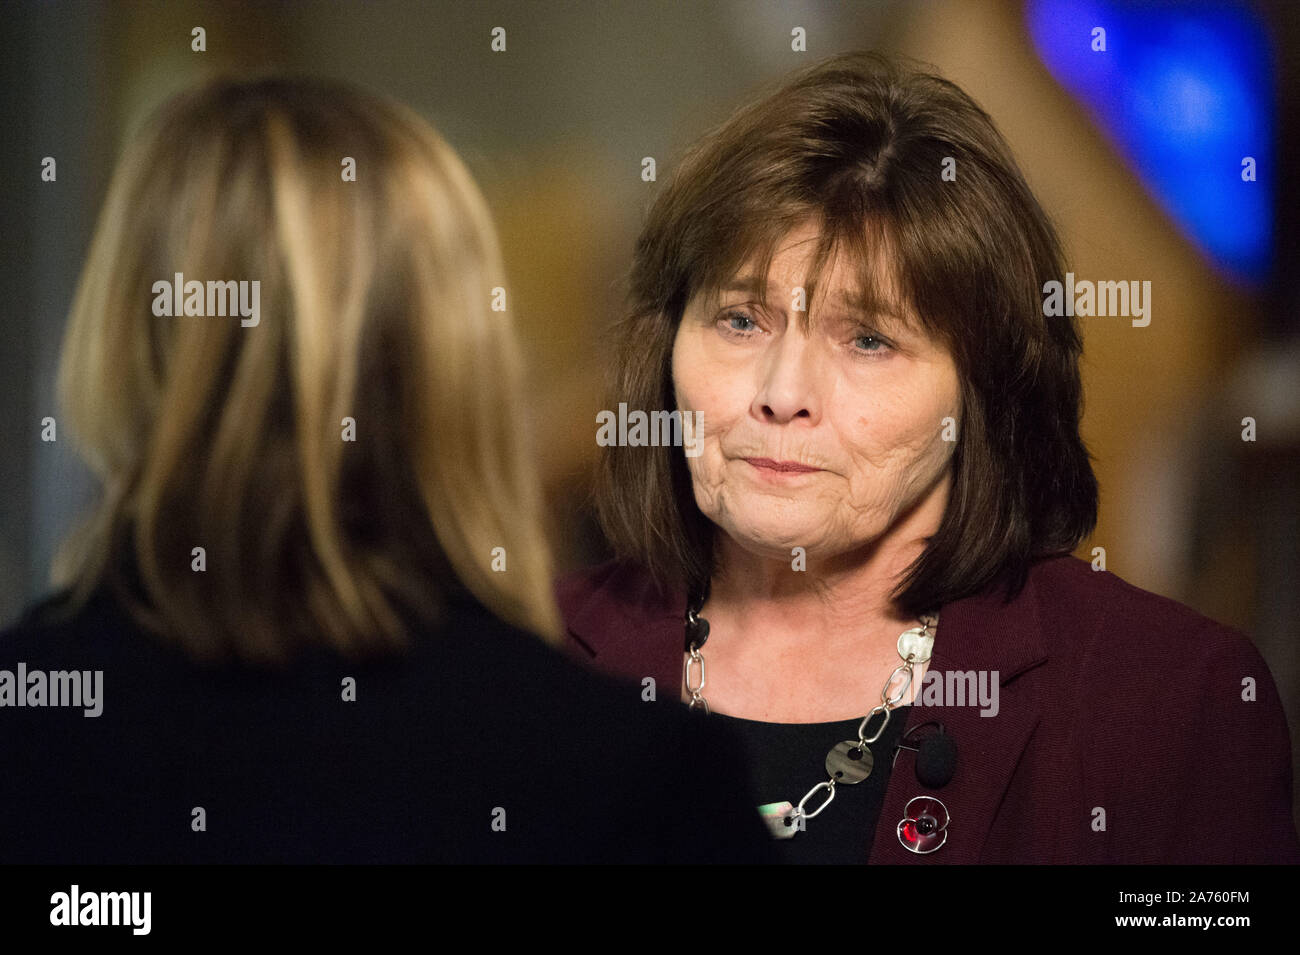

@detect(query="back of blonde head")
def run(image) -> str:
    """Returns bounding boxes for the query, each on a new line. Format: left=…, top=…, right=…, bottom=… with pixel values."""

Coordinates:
left=54, top=77, right=560, bottom=663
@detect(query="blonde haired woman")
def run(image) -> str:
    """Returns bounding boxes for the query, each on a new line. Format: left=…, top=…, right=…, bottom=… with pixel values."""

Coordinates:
left=0, top=77, right=771, bottom=864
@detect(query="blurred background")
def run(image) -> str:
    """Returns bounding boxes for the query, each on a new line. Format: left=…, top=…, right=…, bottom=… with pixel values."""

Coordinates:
left=2, top=0, right=1297, bottom=811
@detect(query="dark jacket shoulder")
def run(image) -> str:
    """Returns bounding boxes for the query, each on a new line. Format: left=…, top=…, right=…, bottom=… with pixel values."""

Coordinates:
left=0, top=584, right=774, bottom=863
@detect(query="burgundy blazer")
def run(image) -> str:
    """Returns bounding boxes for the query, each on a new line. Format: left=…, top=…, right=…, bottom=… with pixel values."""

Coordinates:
left=557, top=553, right=1300, bottom=863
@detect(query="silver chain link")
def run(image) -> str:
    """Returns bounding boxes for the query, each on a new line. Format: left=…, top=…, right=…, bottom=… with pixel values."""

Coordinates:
left=684, top=643, right=708, bottom=714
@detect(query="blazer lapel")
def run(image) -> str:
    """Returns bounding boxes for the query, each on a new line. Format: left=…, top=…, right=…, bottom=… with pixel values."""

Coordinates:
left=869, top=571, right=1047, bottom=863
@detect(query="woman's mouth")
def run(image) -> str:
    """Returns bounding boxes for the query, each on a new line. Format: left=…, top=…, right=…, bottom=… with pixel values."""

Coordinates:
left=744, top=457, right=822, bottom=474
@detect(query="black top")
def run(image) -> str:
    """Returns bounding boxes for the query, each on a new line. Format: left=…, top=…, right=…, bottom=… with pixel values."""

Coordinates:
left=712, top=706, right=912, bottom=863
left=0, top=584, right=777, bottom=864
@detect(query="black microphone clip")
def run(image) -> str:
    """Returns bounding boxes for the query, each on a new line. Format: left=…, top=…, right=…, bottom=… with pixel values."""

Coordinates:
left=893, top=720, right=957, bottom=789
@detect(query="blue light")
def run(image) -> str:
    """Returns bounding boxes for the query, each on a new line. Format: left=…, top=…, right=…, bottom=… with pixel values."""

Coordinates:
left=1026, top=0, right=1274, bottom=283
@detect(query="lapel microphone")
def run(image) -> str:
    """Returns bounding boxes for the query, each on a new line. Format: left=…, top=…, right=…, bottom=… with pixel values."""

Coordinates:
left=893, top=720, right=957, bottom=789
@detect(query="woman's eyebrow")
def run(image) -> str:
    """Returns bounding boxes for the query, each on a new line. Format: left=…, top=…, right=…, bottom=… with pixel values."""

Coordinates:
left=718, top=276, right=765, bottom=297
left=719, top=277, right=882, bottom=305
left=717, top=277, right=915, bottom=333
left=829, top=288, right=917, bottom=334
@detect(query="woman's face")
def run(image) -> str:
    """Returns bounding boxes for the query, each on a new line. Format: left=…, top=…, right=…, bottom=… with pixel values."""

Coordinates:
left=671, top=219, right=962, bottom=564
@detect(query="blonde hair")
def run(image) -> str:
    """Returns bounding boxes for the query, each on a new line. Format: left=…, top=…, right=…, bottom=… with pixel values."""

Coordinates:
left=52, top=76, right=561, bottom=663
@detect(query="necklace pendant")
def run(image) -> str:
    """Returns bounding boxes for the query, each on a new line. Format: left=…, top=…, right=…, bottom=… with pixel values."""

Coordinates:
left=897, top=626, right=935, bottom=663
left=684, top=610, right=710, bottom=651
left=757, top=801, right=801, bottom=839
left=826, top=740, right=874, bottom=783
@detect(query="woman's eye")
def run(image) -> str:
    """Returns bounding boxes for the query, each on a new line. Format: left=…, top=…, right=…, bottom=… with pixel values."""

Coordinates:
left=718, top=310, right=759, bottom=335
left=852, top=333, right=892, bottom=356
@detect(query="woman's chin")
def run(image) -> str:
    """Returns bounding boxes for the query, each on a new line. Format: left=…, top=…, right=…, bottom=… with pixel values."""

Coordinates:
left=718, top=516, right=836, bottom=560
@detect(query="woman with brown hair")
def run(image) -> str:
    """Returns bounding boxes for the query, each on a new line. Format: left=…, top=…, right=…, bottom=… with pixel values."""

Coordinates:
left=0, top=76, right=772, bottom=864
left=560, top=51, right=1300, bottom=863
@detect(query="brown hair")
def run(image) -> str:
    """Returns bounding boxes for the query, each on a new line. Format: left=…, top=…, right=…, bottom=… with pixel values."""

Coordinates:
left=596, top=51, right=1098, bottom=613
left=53, top=76, right=561, bottom=663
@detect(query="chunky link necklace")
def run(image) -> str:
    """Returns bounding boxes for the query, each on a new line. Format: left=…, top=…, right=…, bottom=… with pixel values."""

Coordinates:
left=683, top=587, right=937, bottom=839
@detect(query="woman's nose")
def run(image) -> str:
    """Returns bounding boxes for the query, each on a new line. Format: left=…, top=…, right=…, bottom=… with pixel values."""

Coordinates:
left=752, top=332, right=820, bottom=424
